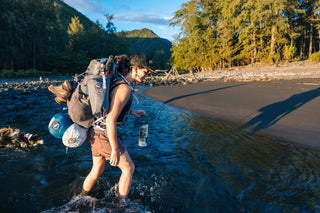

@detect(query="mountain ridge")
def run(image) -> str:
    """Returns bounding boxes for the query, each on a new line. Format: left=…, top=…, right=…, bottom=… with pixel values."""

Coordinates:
left=56, top=0, right=172, bottom=69
left=1, top=0, right=172, bottom=72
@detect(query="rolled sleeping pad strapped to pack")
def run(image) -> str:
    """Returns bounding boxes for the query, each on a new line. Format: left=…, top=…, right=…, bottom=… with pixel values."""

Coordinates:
left=62, top=123, right=87, bottom=148
left=48, top=113, right=87, bottom=148
left=48, top=113, right=73, bottom=139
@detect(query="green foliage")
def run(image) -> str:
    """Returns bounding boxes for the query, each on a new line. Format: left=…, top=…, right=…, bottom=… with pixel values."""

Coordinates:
left=256, top=51, right=270, bottom=65
left=117, top=28, right=159, bottom=38
left=67, top=16, right=84, bottom=35
left=283, top=45, right=297, bottom=61
left=153, top=50, right=168, bottom=70
left=309, top=51, right=320, bottom=62
left=170, top=0, right=320, bottom=71
left=104, top=14, right=116, bottom=34
left=117, top=29, right=172, bottom=69
left=0, top=0, right=171, bottom=76
left=44, top=51, right=89, bottom=74
left=0, top=69, right=52, bottom=78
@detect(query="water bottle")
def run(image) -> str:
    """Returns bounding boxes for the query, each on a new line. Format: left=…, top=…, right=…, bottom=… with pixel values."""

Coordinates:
left=138, top=122, right=148, bottom=147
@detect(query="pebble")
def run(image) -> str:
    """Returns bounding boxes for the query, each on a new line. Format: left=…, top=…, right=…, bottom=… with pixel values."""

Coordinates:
left=0, top=80, right=64, bottom=93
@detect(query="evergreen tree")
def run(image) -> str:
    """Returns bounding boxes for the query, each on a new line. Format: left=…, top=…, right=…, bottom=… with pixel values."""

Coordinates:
left=0, top=0, right=150, bottom=74
left=104, top=14, right=116, bottom=34
left=171, top=0, right=211, bottom=71
left=67, top=16, right=85, bottom=54
left=67, top=16, right=84, bottom=35
left=238, top=0, right=264, bottom=64
left=153, top=49, right=167, bottom=70
left=24, top=0, right=56, bottom=70
left=171, top=0, right=320, bottom=70
left=302, top=0, right=320, bottom=56
left=0, top=0, right=27, bottom=70
left=216, top=0, right=243, bottom=68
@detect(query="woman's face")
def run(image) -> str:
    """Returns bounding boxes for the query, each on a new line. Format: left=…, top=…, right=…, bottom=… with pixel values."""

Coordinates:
left=134, top=67, right=148, bottom=82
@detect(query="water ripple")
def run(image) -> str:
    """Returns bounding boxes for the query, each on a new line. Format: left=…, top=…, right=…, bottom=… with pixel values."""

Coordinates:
left=0, top=86, right=320, bottom=212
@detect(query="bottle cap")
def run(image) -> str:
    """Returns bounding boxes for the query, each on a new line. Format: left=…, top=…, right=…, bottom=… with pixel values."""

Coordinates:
left=134, top=114, right=149, bottom=127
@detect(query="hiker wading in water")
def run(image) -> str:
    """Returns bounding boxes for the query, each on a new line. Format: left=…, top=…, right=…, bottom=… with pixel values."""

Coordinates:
left=82, top=53, right=152, bottom=199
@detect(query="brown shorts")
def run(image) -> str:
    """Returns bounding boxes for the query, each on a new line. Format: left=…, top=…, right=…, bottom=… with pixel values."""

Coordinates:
left=88, top=128, right=126, bottom=160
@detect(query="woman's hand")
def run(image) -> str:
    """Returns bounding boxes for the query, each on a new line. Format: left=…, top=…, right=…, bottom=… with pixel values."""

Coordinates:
left=131, top=109, right=146, bottom=118
left=110, top=149, right=120, bottom=166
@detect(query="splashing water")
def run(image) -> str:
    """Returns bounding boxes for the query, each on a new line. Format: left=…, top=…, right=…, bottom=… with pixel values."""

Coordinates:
left=1, top=83, right=320, bottom=212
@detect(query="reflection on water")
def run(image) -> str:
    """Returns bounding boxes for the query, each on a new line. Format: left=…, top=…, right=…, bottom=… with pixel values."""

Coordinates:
left=0, top=85, right=320, bottom=212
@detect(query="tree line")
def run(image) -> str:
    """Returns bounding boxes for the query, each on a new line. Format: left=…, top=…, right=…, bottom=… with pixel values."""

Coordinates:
left=170, top=0, right=320, bottom=72
left=0, top=0, right=171, bottom=76
left=0, top=0, right=132, bottom=75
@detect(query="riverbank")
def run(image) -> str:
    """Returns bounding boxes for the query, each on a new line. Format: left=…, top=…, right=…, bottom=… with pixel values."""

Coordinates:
left=143, top=63, right=320, bottom=148
left=1, top=64, right=319, bottom=147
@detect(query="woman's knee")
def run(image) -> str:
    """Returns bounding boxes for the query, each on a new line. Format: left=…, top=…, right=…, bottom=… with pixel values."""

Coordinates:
left=119, top=154, right=135, bottom=174
left=128, top=161, right=135, bottom=174
left=122, top=161, right=135, bottom=175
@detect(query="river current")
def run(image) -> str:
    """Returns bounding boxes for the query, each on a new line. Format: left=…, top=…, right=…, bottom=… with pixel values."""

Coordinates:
left=0, top=82, right=320, bottom=212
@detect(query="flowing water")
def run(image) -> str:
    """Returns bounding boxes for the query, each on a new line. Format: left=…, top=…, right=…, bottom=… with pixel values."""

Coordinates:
left=0, top=82, right=320, bottom=213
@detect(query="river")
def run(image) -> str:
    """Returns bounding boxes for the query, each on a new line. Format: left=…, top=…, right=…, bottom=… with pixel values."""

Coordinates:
left=0, top=82, right=319, bottom=212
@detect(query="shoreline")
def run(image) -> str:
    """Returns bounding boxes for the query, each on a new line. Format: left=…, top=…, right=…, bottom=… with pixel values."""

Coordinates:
left=1, top=64, right=319, bottom=147
left=143, top=77, right=320, bottom=148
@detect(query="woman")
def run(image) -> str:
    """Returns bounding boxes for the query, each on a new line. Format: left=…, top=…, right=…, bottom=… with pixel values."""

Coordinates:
left=82, top=53, right=150, bottom=199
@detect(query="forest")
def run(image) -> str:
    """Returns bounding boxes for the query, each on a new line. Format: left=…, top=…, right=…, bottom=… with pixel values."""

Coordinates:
left=2, top=0, right=320, bottom=76
left=0, top=0, right=171, bottom=77
left=170, top=0, right=320, bottom=71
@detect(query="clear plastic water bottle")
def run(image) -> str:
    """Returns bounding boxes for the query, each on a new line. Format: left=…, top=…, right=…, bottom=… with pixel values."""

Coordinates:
left=135, top=115, right=150, bottom=147
left=138, top=121, right=148, bottom=147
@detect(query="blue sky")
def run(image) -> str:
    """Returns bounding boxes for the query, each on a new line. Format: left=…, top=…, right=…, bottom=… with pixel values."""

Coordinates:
left=63, top=0, right=187, bottom=41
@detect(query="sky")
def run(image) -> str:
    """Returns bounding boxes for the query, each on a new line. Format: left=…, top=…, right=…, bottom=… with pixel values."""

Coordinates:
left=63, top=0, right=188, bottom=41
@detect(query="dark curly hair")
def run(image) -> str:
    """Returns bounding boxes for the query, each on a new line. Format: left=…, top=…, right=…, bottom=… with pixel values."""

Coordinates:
left=115, top=55, right=130, bottom=76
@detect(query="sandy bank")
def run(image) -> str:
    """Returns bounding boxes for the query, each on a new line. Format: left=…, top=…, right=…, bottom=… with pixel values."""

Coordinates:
left=143, top=75, right=320, bottom=148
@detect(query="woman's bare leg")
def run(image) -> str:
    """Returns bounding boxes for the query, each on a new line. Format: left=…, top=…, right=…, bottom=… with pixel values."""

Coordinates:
left=117, top=151, right=135, bottom=198
left=82, top=155, right=106, bottom=192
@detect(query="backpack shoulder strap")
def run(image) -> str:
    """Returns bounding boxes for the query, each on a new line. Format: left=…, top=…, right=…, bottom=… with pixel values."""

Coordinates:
left=110, top=77, right=128, bottom=92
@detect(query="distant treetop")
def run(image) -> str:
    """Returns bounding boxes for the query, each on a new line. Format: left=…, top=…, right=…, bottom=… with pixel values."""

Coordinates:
left=117, top=28, right=160, bottom=38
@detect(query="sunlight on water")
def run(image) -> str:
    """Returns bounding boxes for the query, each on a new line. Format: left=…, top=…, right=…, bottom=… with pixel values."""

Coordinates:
left=1, top=84, right=320, bottom=212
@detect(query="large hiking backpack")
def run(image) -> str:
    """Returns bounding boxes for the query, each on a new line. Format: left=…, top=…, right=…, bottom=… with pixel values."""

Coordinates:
left=67, top=55, right=117, bottom=128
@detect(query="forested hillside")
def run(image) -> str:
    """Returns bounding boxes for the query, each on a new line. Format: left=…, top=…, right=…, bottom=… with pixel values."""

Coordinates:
left=171, top=0, right=320, bottom=72
left=0, top=0, right=172, bottom=76
left=117, top=29, right=172, bottom=70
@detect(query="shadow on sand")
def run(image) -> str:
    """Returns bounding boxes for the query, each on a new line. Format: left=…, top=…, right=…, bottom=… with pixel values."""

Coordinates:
left=244, top=87, right=320, bottom=132
left=164, top=83, right=247, bottom=104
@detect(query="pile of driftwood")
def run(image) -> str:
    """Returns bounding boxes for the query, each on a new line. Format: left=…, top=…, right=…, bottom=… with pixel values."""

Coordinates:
left=137, top=65, right=200, bottom=87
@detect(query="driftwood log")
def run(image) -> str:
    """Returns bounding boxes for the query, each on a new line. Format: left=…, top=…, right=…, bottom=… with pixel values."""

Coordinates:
left=163, top=65, right=180, bottom=80
left=188, top=67, right=198, bottom=82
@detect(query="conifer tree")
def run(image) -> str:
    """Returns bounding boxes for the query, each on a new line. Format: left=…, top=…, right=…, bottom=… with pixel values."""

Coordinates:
left=67, top=16, right=85, bottom=53
left=238, top=0, right=265, bottom=64
left=171, top=0, right=320, bottom=69
left=67, top=16, right=84, bottom=35
left=216, top=0, right=243, bottom=68
left=259, top=0, right=289, bottom=62
left=303, top=0, right=320, bottom=55
left=0, top=0, right=27, bottom=70
left=153, top=49, right=167, bottom=70
left=170, top=0, right=204, bottom=70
